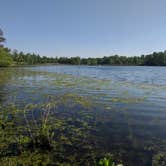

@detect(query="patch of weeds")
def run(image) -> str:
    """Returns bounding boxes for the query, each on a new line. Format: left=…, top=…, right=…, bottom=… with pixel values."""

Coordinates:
left=152, top=152, right=166, bottom=166
left=96, top=154, right=123, bottom=166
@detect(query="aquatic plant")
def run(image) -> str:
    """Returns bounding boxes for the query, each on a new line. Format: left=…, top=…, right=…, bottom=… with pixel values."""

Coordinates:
left=97, top=157, right=116, bottom=166
left=0, top=96, right=98, bottom=165
left=1, top=67, right=165, bottom=165
left=22, top=102, right=56, bottom=151
left=97, top=154, right=123, bottom=166
left=152, top=152, right=166, bottom=166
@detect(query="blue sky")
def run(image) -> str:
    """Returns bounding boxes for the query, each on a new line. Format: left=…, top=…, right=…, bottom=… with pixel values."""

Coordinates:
left=1, top=0, right=166, bottom=57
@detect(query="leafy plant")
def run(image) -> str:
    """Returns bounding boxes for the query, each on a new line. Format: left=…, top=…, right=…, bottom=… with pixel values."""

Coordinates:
left=97, top=156, right=115, bottom=166
left=97, top=154, right=123, bottom=166
left=23, top=102, right=56, bottom=151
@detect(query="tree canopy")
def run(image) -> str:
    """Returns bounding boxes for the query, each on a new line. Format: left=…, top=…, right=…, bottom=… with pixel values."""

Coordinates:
left=9, top=50, right=166, bottom=66
left=0, top=29, right=6, bottom=46
left=0, top=29, right=13, bottom=67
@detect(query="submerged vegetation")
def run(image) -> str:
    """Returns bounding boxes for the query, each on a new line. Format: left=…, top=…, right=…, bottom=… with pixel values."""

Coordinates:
left=0, top=96, right=123, bottom=165
left=0, top=67, right=166, bottom=165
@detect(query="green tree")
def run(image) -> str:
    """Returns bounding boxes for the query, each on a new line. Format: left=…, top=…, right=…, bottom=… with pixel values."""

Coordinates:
left=0, top=29, right=13, bottom=67
left=0, top=47, right=13, bottom=67
left=0, top=29, right=5, bottom=46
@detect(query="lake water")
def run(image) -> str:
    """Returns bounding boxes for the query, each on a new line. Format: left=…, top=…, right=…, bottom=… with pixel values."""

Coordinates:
left=0, top=65, right=166, bottom=165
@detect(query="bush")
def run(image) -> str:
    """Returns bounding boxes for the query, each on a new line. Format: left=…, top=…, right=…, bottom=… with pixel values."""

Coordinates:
left=0, top=47, right=13, bottom=67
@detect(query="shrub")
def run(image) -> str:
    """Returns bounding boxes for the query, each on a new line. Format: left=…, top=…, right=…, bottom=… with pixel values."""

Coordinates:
left=0, top=47, right=13, bottom=67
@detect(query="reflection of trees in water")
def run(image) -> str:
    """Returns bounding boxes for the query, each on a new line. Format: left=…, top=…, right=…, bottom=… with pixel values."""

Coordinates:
left=0, top=68, right=13, bottom=104
left=0, top=88, right=6, bottom=103
left=0, top=67, right=45, bottom=105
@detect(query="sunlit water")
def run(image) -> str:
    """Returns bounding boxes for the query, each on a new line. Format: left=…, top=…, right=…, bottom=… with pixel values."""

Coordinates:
left=0, top=65, right=166, bottom=165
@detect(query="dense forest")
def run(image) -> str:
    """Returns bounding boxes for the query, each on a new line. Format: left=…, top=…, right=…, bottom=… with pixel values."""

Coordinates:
left=5, top=48, right=166, bottom=66
left=1, top=29, right=166, bottom=67
left=10, top=51, right=166, bottom=66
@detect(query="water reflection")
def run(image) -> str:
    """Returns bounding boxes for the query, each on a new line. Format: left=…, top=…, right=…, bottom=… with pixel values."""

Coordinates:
left=0, top=66, right=166, bottom=166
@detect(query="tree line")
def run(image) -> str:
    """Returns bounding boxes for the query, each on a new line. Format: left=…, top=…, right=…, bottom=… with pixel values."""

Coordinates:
left=1, top=29, right=166, bottom=66
left=9, top=49, right=166, bottom=66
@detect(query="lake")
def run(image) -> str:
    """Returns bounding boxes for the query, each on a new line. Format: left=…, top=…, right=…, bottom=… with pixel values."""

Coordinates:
left=0, top=65, right=166, bottom=165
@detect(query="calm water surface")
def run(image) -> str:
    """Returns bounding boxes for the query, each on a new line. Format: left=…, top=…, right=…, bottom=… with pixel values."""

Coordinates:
left=0, top=65, right=166, bottom=165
